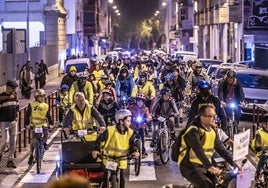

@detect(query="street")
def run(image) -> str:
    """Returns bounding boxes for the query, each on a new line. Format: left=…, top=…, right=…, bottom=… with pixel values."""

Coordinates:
left=0, top=119, right=257, bottom=188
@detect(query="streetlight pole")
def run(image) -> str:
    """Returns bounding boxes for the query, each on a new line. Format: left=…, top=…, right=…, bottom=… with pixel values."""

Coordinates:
left=26, top=0, right=30, bottom=61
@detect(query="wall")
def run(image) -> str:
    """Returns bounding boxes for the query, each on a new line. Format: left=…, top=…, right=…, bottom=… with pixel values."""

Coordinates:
left=0, top=45, right=59, bottom=93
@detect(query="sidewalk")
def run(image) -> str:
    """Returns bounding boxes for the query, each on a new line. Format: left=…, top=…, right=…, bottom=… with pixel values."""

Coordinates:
left=0, top=75, right=63, bottom=186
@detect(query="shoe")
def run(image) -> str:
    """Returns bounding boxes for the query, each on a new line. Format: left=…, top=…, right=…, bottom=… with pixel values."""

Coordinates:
left=6, top=160, right=17, bottom=168
left=44, top=143, right=49, bottom=150
left=142, top=152, right=148, bottom=158
left=28, top=154, right=34, bottom=165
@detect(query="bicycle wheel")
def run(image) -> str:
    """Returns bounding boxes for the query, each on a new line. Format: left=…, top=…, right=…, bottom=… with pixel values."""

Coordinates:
left=134, top=139, right=142, bottom=176
left=111, top=172, right=117, bottom=188
left=159, top=131, right=170, bottom=164
left=227, top=120, right=233, bottom=138
left=233, top=121, right=238, bottom=135
left=35, top=141, right=42, bottom=174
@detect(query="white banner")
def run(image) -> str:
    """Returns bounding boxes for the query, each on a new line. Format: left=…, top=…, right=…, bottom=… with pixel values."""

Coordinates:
left=233, top=129, right=250, bottom=161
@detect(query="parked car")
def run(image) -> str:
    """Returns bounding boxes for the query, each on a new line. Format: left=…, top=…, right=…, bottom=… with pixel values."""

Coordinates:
left=237, top=60, right=255, bottom=68
left=235, top=68, right=268, bottom=116
left=174, top=51, right=198, bottom=62
left=65, top=58, right=91, bottom=74
left=199, top=58, right=223, bottom=70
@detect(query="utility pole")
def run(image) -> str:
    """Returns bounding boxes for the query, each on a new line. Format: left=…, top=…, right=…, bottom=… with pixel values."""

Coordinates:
left=26, top=0, right=30, bottom=61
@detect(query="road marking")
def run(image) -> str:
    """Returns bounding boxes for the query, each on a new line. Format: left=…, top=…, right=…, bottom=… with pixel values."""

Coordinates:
left=129, top=141, right=156, bottom=181
left=16, top=129, right=61, bottom=186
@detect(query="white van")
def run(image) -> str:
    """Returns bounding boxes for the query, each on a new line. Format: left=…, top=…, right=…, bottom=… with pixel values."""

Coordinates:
left=174, top=51, right=198, bottom=62
left=65, top=58, right=91, bottom=74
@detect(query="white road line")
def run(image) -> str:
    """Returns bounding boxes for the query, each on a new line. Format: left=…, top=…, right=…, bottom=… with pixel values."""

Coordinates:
left=129, top=141, right=156, bottom=181
left=16, top=129, right=61, bottom=186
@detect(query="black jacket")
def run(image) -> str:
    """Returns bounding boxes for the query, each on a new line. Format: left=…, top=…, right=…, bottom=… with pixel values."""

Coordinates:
left=0, top=92, right=19, bottom=122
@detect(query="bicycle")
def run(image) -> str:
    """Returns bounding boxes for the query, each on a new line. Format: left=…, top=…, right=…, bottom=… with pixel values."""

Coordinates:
left=152, top=115, right=174, bottom=164
left=31, top=126, right=46, bottom=174
left=100, top=154, right=128, bottom=188
left=226, top=102, right=240, bottom=138
left=254, top=155, right=268, bottom=188
left=131, top=115, right=146, bottom=176
left=188, top=158, right=248, bottom=188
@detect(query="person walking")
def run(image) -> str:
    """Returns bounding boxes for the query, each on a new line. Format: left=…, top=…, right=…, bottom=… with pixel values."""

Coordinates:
left=39, top=59, right=49, bottom=88
left=19, top=60, right=32, bottom=99
left=0, top=80, right=19, bottom=168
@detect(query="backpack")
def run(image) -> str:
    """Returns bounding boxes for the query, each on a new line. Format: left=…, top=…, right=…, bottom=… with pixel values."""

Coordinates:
left=171, top=128, right=187, bottom=163
left=171, top=125, right=199, bottom=163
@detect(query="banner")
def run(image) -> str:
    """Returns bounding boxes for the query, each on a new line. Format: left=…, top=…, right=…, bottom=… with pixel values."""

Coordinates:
left=233, top=129, right=250, bottom=161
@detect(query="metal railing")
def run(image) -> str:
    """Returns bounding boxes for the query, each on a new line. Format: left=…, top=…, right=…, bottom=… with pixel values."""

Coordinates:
left=252, top=104, right=268, bottom=138
left=16, top=91, right=59, bottom=155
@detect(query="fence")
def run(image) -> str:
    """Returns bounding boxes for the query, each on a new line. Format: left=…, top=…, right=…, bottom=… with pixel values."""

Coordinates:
left=252, top=104, right=268, bottom=137
left=15, top=91, right=59, bottom=156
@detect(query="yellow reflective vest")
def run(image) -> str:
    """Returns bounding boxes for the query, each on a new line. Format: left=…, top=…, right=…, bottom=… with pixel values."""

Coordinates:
left=68, top=81, right=94, bottom=105
left=30, top=101, right=49, bottom=127
left=131, top=81, right=155, bottom=98
left=59, top=93, right=69, bottom=107
left=178, top=125, right=216, bottom=166
left=255, top=128, right=268, bottom=157
left=71, top=100, right=94, bottom=130
left=102, top=126, right=133, bottom=169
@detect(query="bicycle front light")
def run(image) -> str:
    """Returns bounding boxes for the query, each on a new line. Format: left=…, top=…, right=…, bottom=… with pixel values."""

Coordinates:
left=136, top=116, right=143, bottom=123
left=229, top=102, right=236, bottom=109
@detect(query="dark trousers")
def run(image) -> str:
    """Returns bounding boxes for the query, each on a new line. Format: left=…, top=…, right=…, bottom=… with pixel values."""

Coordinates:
left=180, top=164, right=214, bottom=188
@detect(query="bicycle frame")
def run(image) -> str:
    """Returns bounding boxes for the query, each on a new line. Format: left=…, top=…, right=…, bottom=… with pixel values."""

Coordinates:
left=32, top=127, right=45, bottom=174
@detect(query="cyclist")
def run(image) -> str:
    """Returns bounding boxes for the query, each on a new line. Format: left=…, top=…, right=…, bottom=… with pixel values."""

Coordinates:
left=131, top=71, right=156, bottom=108
left=56, top=84, right=70, bottom=127
left=68, top=71, right=94, bottom=105
left=151, top=87, right=179, bottom=141
left=253, top=115, right=268, bottom=182
left=60, top=65, right=79, bottom=88
left=179, top=104, right=241, bottom=188
left=24, top=89, right=54, bottom=165
left=96, top=89, right=120, bottom=126
left=92, top=109, right=139, bottom=188
left=115, top=66, right=134, bottom=99
left=186, top=80, right=227, bottom=132
left=185, top=62, right=209, bottom=96
left=129, top=94, right=152, bottom=158
left=63, top=92, right=106, bottom=139
left=218, top=69, right=245, bottom=126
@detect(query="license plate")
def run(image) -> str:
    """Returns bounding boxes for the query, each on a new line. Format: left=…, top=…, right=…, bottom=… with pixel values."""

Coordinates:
left=106, top=161, right=118, bottom=171
left=34, top=127, right=43, bottom=133
left=78, top=129, right=87, bottom=136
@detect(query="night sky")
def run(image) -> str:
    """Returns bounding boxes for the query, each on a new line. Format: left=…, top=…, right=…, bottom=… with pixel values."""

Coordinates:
left=116, top=0, right=159, bottom=27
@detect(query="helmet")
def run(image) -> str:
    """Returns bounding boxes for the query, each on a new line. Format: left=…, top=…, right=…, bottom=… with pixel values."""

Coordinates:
left=34, top=89, right=46, bottom=98
left=61, top=84, right=69, bottom=90
left=136, top=93, right=146, bottom=101
left=195, top=62, right=203, bottom=67
left=226, top=70, right=236, bottom=78
left=78, top=71, right=89, bottom=79
left=115, top=109, right=132, bottom=124
left=166, top=73, right=175, bottom=81
left=102, top=89, right=112, bottom=95
left=197, top=80, right=211, bottom=89
left=104, top=79, right=113, bottom=85
left=160, top=87, right=172, bottom=95
left=69, top=66, right=77, bottom=72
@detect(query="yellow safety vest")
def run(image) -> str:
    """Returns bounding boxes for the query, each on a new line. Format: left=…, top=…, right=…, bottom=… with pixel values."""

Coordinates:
left=255, top=128, right=268, bottom=157
left=71, top=101, right=94, bottom=130
left=102, top=126, right=133, bottom=169
left=30, top=101, right=49, bottom=127
left=59, top=93, right=69, bottom=107
left=178, top=125, right=216, bottom=165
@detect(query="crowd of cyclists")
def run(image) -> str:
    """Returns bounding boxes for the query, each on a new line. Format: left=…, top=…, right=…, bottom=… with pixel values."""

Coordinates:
left=14, top=50, right=268, bottom=187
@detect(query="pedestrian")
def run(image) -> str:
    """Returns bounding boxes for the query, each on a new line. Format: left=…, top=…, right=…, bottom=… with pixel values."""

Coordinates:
left=39, top=59, right=49, bottom=88
left=0, top=80, right=19, bottom=168
left=34, top=62, right=41, bottom=89
left=24, top=89, right=54, bottom=165
left=29, top=66, right=35, bottom=89
left=19, top=60, right=32, bottom=99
